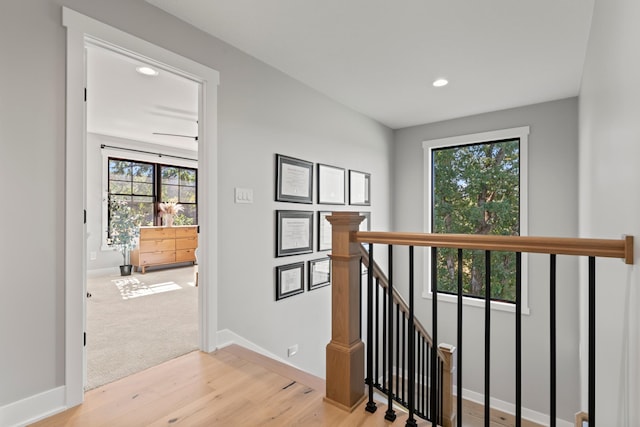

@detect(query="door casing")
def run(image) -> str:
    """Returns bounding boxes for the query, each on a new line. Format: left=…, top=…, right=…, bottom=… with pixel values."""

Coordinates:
left=63, top=7, right=220, bottom=407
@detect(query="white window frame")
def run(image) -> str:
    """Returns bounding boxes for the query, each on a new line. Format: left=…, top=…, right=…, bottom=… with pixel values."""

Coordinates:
left=422, top=126, right=530, bottom=314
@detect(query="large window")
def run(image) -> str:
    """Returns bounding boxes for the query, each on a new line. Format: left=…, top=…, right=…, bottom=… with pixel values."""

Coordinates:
left=107, top=157, right=197, bottom=233
left=423, top=127, right=529, bottom=311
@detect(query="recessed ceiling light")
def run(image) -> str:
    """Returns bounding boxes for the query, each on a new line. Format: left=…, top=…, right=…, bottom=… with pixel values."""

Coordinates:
left=136, top=66, right=159, bottom=76
left=433, top=78, right=448, bottom=87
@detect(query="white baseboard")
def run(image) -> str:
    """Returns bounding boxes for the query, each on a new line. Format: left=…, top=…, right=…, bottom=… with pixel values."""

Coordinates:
left=0, top=386, right=66, bottom=427
left=216, top=329, right=298, bottom=370
left=458, top=387, right=573, bottom=427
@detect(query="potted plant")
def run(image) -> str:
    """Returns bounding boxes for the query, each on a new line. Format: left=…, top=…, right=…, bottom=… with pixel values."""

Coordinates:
left=108, top=198, right=141, bottom=276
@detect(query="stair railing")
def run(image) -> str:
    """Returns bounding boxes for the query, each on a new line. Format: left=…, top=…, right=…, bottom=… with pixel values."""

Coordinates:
left=359, top=243, right=455, bottom=426
left=324, top=212, right=634, bottom=427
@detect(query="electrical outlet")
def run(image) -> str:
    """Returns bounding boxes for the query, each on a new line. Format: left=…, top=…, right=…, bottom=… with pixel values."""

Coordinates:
left=287, top=344, right=298, bottom=357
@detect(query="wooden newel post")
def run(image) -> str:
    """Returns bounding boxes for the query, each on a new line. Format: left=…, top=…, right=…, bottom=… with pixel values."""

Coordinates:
left=439, top=343, right=456, bottom=427
left=325, top=212, right=366, bottom=411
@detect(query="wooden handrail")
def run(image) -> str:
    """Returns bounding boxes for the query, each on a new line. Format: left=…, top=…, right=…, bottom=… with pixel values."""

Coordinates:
left=355, top=232, right=634, bottom=265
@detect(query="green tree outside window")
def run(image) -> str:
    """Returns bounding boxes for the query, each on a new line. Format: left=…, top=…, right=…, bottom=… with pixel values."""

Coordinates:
left=431, top=138, right=520, bottom=302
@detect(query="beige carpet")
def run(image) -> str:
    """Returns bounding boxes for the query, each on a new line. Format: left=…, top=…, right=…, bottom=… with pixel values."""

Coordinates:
left=86, top=265, right=198, bottom=390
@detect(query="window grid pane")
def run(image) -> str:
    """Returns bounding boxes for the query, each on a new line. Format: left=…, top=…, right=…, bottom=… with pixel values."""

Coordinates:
left=107, top=158, right=198, bottom=234
left=159, top=165, right=198, bottom=224
left=431, top=138, right=520, bottom=303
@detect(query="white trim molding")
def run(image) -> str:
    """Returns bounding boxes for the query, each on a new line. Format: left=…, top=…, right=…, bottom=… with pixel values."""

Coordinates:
left=457, top=387, right=573, bottom=427
left=0, top=386, right=65, bottom=427
left=422, top=126, right=530, bottom=314
left=216, top=329, right=299, bottom=370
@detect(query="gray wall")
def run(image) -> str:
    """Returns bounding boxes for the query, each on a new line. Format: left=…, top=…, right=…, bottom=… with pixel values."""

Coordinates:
left=0, top=0, right=393, bottom=408
left=579, top=0, right=640, bottom=424
left=392, top=98, right=580, bottom=421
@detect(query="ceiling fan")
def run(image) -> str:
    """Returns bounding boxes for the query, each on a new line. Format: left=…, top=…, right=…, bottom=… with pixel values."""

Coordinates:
left=152, top=132, right=198, bottom=141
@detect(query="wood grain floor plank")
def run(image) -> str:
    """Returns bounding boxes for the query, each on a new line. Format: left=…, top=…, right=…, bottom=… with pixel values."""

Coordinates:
left=32, top=346, right=543, bottom=427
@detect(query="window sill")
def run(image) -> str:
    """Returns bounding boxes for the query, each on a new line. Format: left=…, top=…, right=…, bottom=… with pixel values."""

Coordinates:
left=421, top=291, right=530, bottom=315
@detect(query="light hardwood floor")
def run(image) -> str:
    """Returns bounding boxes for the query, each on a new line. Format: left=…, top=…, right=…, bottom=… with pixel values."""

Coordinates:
left=32, top=345, right=541, bottom=427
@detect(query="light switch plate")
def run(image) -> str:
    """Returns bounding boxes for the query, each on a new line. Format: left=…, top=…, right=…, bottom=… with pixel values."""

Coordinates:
left=235, top=187, right=253, bottom=204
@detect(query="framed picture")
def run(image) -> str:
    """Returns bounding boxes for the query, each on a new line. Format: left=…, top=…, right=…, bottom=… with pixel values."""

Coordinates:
left=318, top=211, right=332, bottom=251
left=359, top=211, right=371, bottom=231
left=275, top=154, right=313, bottom=203
left=308, top=258, right=331, bottom=290
left=276, top=210, right=314, bottom=257
left=349, top=170, right=371, bottom=206
left=318, top=163, right=345, bottom=204
left=276, top=262, right=305, bottom=300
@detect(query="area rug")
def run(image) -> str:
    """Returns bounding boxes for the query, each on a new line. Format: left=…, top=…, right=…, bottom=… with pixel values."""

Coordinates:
left=86, top=266, right=198, bottom=390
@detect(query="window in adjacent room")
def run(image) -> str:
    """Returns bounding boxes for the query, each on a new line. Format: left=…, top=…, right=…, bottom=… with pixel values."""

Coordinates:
left=107, top=157, right=198, bottom=241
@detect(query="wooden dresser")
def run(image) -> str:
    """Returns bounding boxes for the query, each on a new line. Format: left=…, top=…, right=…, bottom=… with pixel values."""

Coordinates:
left=131, top=226, right=198, bottom=273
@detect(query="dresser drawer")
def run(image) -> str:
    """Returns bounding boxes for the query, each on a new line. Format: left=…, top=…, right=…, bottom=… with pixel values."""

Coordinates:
left=140, top=227, right=176, bottom=239
left=176, top=249, right=196, bottom=262
left=176, top=237, right=198, bottom=250
left=139, top=251, right=175, bottom=266
left=175, top=227, right=197, bottom=238
left=139, top=238, right=175, bottom=252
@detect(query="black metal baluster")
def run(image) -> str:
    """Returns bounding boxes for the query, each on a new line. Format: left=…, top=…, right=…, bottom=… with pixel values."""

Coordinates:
left=403, top=312, right=407, bottom=404
left=375, top=278, right=380, bottom=387
left=431, top=247, right=439, bottom=426
left=588, top=256, right=596, bottom=427
left=417, top=331, right=422, bottom=416
left=515, top=252, right=522, bottom=427
left=457, top=248, right=463, bottom=427
left=406, top=246, right=417, bottom=426
left=549, top=254, right=556, bottom=427
left=396, top=306, right=400, bottom=399
left=439, top=359, right=444, bottom=425
left=484, top=250, right=491, bottom=427
left=426, top=341, right=430, bottom=419
left=385, top=245, right=397, bottom=421
left=424, top=339, right=428, bottom=419
left=383, top=288, right=387, bottom=393
left=365, top=244, right=377, bottom=413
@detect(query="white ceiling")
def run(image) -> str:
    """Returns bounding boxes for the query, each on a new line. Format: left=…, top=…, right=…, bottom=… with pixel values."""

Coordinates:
left=86, top=44, right=199, bottom=151
left=146, top=0, right=595, bottom=129
left=88, top=1, right=595, bottom=143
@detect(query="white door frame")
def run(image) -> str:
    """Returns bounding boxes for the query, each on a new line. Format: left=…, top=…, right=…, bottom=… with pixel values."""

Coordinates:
left=63, top=7, right=219, bottom=407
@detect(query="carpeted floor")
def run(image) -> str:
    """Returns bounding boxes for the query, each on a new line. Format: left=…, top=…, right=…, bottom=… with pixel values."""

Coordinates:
left=86, top=265, right=198, bottom=390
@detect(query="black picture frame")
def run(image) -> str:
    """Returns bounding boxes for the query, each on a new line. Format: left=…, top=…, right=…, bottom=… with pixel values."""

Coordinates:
left=275, top=154, right=313, bottom=204
left=317, top=163, right=345, bottom=205
left=276, top=262, right=305, bottom=300
left=308, top=257, right=331, bottom=290
left=317, top=211, right=332, bottom=251
left=276, top=210, right=314, bottom=257
left=349, top=170, right=371, bottom=206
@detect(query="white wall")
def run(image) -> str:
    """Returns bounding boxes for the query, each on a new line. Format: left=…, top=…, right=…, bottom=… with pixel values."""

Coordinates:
left=579, top=0, right=640, bottom=425
left=393, top=98, right=581, bottom=422
left=0, top=0, right=393, bottom=413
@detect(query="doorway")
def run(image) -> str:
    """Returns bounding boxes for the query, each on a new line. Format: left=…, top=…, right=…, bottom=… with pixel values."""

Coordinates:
left=84, top=41, right=202, bottom=389
left=63, top=7, right=219, bottom=407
